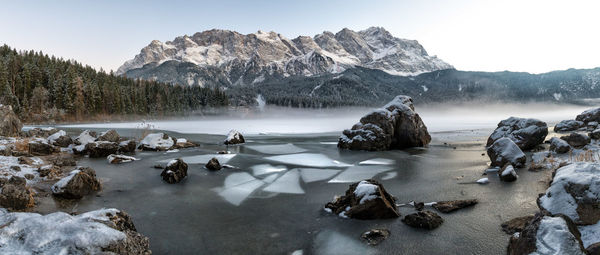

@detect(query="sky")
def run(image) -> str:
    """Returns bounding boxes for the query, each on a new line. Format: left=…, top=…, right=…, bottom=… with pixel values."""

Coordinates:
left=1, top=0, right=599, bottom=74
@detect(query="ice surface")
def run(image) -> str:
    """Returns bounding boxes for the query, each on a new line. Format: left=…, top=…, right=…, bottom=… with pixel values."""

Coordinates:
left=160, top=154, right=236, bottom=164
left=328, top=165, right=394, bottom=183
left=245, top=143, right=308, bottom=155
left=262, top=169, right=305, bottom=194
left=313, top=230, right=374, bottom=255
left=251, top=164, right=287, bottom=176
left=265, top=153, right=350, bottom=168
left=216, top=173, right=265, bottom=206
left=358, top=158, right=396, bottom=165
left=298, top=168, right=341, bottom=183
left=380, top=171, right=397, bottom=180
left=261, top=173, right=279, bottom=183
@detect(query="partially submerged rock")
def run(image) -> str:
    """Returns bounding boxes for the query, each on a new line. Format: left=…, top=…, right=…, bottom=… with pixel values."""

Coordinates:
left=205, top=157, right=222, bottom=171
left=487, top=137, right=526, bottom=168
left=224, top=130, right=245, bottom=145
left=502, top=215, right=535, bottom=235
left=402, top=210, right=444, bottom=230
left=0, top=105, right=22, bottom=137
left=432, top=199, right=478, bottom=213
left=118, top=140, right=137, bottom=153
left=97, top=129, right=121, bottom=143
left=107, top=154, right=139, bottom=164
left=85, top=141, right=119, bottom=158
left=174, top=138, right=195, bottom=148
left=0, top=176, right=34, bottom=210
left=338, top=95, right=431, bottom=151
left=487, top=117, right=548, bottom=151
left=161, top=158, right=188, bottom=184
left=140, top=133, right=174, bottom=151
left=555, top=119, right=585, bottom=132
left=560, top=133, right=591, bottom=148
left=507, top=214, right=586, bottom=255
left=550, top=137, right=571, bottom=154
left=499, top=164, right=518, bottom=182
left=325, top=179, right=399, bottom=219
left=361, top=229, right=390, bottom=246
left=51, top=167, right=102, bottom=199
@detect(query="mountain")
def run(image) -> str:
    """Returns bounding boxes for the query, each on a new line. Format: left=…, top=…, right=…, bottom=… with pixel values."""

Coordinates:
left=117, top=27, right=453, bottom=87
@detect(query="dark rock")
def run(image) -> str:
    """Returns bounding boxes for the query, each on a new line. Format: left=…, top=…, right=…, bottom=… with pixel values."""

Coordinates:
left=414, top=201, right=424, bottom=211
left=0, top=105, right=23, bottom=137
left=576, top=108, right=600, bottom=124
left=50, top=154, right=77, bottom=167
left=118, top=140, right=137, bottom=153
left=487, top=137, right=526, bottom=168
left=549, top=137, right=571, bottom=154
left=26, top=127, right=58, bottom=138
left=205, top=157, right=222, bottom=171
left=224, top=130, right=245, bottom=145
left=588, top=243, right=600, bottom=255
left=0, top=176, right=34, bottom=210
left=499, top=164, right=518, bottom=182
left=432, top=199, right=478, bottom=213
left=161, top=158, right=188, bottom=184
left=52, top=135, right=73, bottom=147
left=51, top=167, right=102, bottom=199
left=501, top=215, right=535, bottom=235
left=560, top=132, right=591, bottom=148
left=37, top=165, right=61, bottom=178
left=361, top=229, right=390, bottom=246
left=325, top=179, right=399, bottom=219
left=10, top=165, right=21, bottom=172
left=100, top=210, right=152, bottom=254
left=85, top=141, right=119, bottom=158
left=152, top=164, right=163, bottom=169
left=590, top=129, right=600, bottom=140
left=555, top=119, right=585, bottom=132
left=28, top=140, right=56, bottom=156
left=97, top=129, right=121, bottom=143
left=17, top=156, right=33, bottom=165
left=24, top=174, right=34, bottom=180
left=487, top=117, right=548, bottom=151
left=402, top=210, right=444, bottom=229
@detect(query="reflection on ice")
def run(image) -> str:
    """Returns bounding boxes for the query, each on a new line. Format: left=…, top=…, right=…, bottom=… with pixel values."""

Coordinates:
left=251, top=164, right=287, bottom=176
left=328, top=165, right=394, bottom=183
left=160, top=154, right=236, bottom=164
left=263, top=169, right=305, bottom=194
left=265, top=153, right=350, bottom=168
left=359, top=158, right=396, bottom=165
left=313, top=230, right=374, bottom=255
left=298, top=168, right=341, bottom=183
left=215, top=173, right=265, bottom=206
left=245, top=143, right=307, bottom=154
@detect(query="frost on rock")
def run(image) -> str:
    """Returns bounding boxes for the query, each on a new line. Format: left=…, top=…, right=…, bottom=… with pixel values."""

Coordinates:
left=224, top=130, right=245, bottom=145
left=325, top=179, right=399, bottom=219
left=354, top=181, right=379, bottom=204
left=486, top=117, right=548, bottom=151
left=51, top=167, right=102, bottom=199
left=139, top=133, right=174, bottom=151
left=576, top=107, right=600, bottom=124
left=487, top=137, right=526, bottom=168
left=555, top=120, right=585, bottom=132
left=74, top=130, right=97, bottom=146
left=499, top=164, right=518, bottom=182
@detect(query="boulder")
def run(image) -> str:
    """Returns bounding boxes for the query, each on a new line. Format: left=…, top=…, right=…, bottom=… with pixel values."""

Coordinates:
left=0, top=105, right=22, bottom=137
left=85, top=141, right=119, bottom=158
left=550, top=137, right=571, bottom=154
left=576, top=108, right=600, bottom=124
left=47, top=130, right=72, bottom=147
left=499, top=164, right=518, bottom=182
left=560, top=133, right=591, bottom=148
left=502, top=215, right=535, bottom=235
left=205, top=157, right=222, bottom=171
left=51, top=167, right=102, bottom=199
left=432, top=199, right=478, bottom=213
left=74, top=130, right=97, bottom=145
left=487, top=137, right=526, bottom=168
left=97, top=129, right=120, bottom=143
left=338, top=95, right=430, bottom=151
left=555, top=120, right=585, bottom=132
left=590, top=129, right=600, bottom=140
left=361, top=229, right=390, bottom=246
left=28, top=139, right=57, bottom=156
left=0, top=176, right=34, bottom=210
left=487, top=117, right=548, bottom=151
left=161, top=158, right=188, bottom=184
left=538, top=162, right=600, bottom=225
left=174, top=138, right=195, bottom=148
left=507, top=214, right=586, bottom=255
left=26, top=127, right=58, bottom=138
left=139, top=133, right=174, bottom=151
left=107, top=154, right=139, bottom=164
left=325, top=179, right=399, bottom=219
left=402, top=210, right=444, bottom=229
left=37, top=165, right=61, bottom=179
left=588, top=121, right=599, bottom=131
left=224, top=130, right=245, bottom=145
left=118, top=140, right=137, bottom=153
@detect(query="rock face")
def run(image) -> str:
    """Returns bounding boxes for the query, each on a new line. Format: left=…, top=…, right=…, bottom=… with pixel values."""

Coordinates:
left=402, top=210, right=444, bottom=229
left=0, top=176, right=34, bottom=210
left=325, top=179, right=400, bottom=219
left=0, top=208, right=151, bottom=254
left=560, top=133, right=591, bottom=148
left=487, top=137, right=526, bottom=168
left=51, top=167, right=102, bottom=199
left=0, top=105, right=22, bottom=137
left=502, top=215, right=535, bottom=235
left=140, top=133, right=175, bottom=151
left=224, top=130, right=245, bottom=145
left=161, top=158, right=188, bottom=184
left=432, top=199, right=478, bottom=213
left=338, top=95, right=431, bottom=151
left=487, top=117, right=548, bottom=151
left=576, top=108, right=600, bottom=124
left=97, top=129, right=121, bottom=143
left=205, top=157, right=222, bottom=171
left=499, top=164, right=518, bottom=182
left=555, top=119, right=585, bottom=132
left=550, top=137, right=571, bottom=154
left=507, top=214, right=586, bottom=255
left=85, top=141, right=119, bottom=158
left=538, top=162, right=600, bottom=225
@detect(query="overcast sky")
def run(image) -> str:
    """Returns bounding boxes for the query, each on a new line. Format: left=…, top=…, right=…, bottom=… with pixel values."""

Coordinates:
left=2, top=0, right=599, bottom=73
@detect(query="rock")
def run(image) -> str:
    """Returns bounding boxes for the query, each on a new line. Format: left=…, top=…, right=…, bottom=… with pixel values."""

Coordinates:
left=139, top=133, right=175, bottom=151
left=590, top=129, right=600, bottom=140
left=51, top=167, right=102, bottom=199
left=588, top=243, right=600, bottom=255
left=0, top=208, right=151, bottom=254
left=161, top=158, right=188, bottom=184
left=224, top=130, right=245, bottom=145
left=487, top=137, right=526, bottom=168
left=107, top=154, right=139, bottom=164
left=49, top=154, right=77, bottom=167
left=152, top=164, right=163, bottom=169
left=560, top=132, right=591, bottom=148
left=37, top=165, right=61, bottom=178
left=402, top=210, right=444, bottom=229
left=0, top=176, right=34, bottom=210
left=205, top=157, right=222, bottom=171
left=361, top=229, right=390, bottom=246
left=588, top=121, right=599, bottom=131
left=0, top=105, right=22, bottom=137
left=555, top=119, right=585, bottom=132
left=85, top=141, right=119, bottom=158
left=10, top=165, right=20, bottom=172
left=26, top=127, right=58, bottom=138
left=338, top=95, right=431, bottom=151
left=118, top=140, right=137, bottom=153
left=577, top=108, right=600, bottom=124
left=432, top=199, right=478, bottom=213
left=487, top=117, right=548, bottom=151
left=507, top=214, right=586, bottom=255
left=174, top=138, right=195, bottom=148
left=550, top=137, right=571, bottom=154
left=499, top=164, right=518, bottom=182
left=28, top=139, right=56, bottom=156
left=414, top=201, right=424, bottom=211
left=501, top=215, right=535, bottom=235
left=24, top=174, right=34, bottom=180
left=325, top=179, right=399, bottom=219
left=17, top=156, right=33, bottom=165
left=97, top=129, right=121, bottom=143
left=74, top=130, right=97, bottom=145
left=538, top=162, right=600, bottom=225
left=47, top=130, right=72, bottom=147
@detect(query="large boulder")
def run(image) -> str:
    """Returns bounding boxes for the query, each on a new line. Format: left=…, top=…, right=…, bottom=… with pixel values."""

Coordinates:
left=576, top=108, right=600, bottom=124
left=538, top=162, right=600, bottom=225
left=97, top=129, right=121, bottom=143
left=139, top=133, right=175, bottom=151
left=224, top=130, right=245, bottom=145
left=51, top=167, right=102, bottom=199
left=550, top=137, right=571, bottom=154
left=560, top=133, right=591, bottom=148
left=325, top=179, right=400, bottom=219
left=0, top=208, right=151, bottom=254
left=555, top=120, right=585, bottom=132
left=487, top=117, right=548, bottom=151
left=432, top=199, right=478, bottom=213
left=85, top=141, right=119, bottom=158
left=161, top=158, right=188, bottom=184
left=47, top=130, right=73, bottom=147
left=507, top=214, right=586, bottom=255
left=338, top=95, right=430, bottom=151
left=487, top=137, right=526, bottom=168
left=0, top=176, right=34, bottom=210
left=0, top=105, right=22, bottom=137
left=402, top=210, right=444, bottom=229
left=28, top=138, right=57, bottom=156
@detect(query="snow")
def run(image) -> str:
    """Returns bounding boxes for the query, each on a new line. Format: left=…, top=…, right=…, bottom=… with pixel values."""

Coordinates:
left=161, top=154, right=236, bottom=164
left=166, top=149, right=179, bottom=153
left=530, top=216, right=586, bottom=255
left=251, top=164, right=287, bottom=176
left=476, top=178, right=489, bottom=184
left=265, top=153, right=350, bottom=168
left=0, top=156, right=40, bottom=182
left=107, top=154, right=139, bottom=164
left=553, top=93, right=563, bottom=101
left=214, top=173, right=265, bottom=206
left=140, top=133, right=174, bottom=150
left=578, top=220, right=600, bottom=248
left=262, top=169, right=305, bottom=194
left=51, top=169, right=80, bottom=194
left=225, top=130, right=242, bottom=143
left=261, top=173, right=279, bottom=183
left=298, top=168, right=341, bottom=183
left=245, top=143, right=307, bottom=155
left=422, top=85, right=428, bottom=92
left=354, top=181, right=379, bottom=204
left=328, top=165, right=394, bottom=183
left=0, top=208, right=127, bottom=254
left=358, top=158, right=395, bottom=165
left=501, top=165, right=517, bottom=178
left=75, top=130, right=96, bottom=145
left=176, top=138, right=187, bottom=143
left=47, top=130, right=66, bottom=144
left=167, top=159, right=178, bottom=167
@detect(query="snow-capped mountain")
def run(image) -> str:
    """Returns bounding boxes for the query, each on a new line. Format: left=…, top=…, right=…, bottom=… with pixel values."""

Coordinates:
left=117, top=27, right=453, bottom=87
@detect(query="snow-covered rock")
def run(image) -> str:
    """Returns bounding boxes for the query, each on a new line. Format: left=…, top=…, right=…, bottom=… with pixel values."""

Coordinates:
left=499, top=164, right=518, bottom=182
left=97, top=129, right=121, bottom=143
left=51, top=167, right=102, bottom=199
left=47, top=130, right=73, bottom=147
left=107, top=154, right=139, bottom=164
left=555, top=120, right=585, bottom=132
left=26, top=127, right=58, bottom=138
left=550, top=137, right=571, bottom=154
left=118, top=139, right=137, bottom=153
left=161, top=158, right=188, bottom=184
left=224, top=130, right=245, bottom=145
left=508, top=214, right=586, bottom=255
left=487, top=117, right=548, bottom=151
left=476, top=178, right=489, bottom=184
left=139, top=133, right=175, bottom=151
left=0, top=176, right=34, bottom=210
left=28, top=138, right=56, bottom=156
left=74, top=130, right=97, bottom=145
left=85, top=141, right=119, bottom=158
left=324, top=179, right=399, bottom=219
left=487, top=137, right=526, bottom=168
left=576, top=107, right=600, bottom=124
